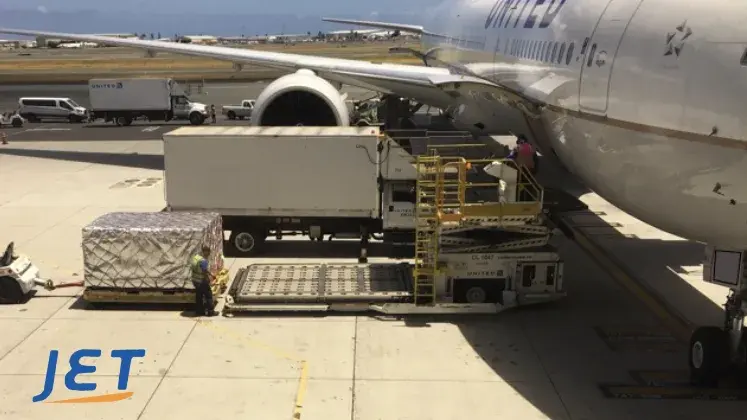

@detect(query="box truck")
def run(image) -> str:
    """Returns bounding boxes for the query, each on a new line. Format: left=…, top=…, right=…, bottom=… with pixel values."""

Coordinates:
left=88, top=78, right=209, bottom=126
left=162, top=126, right=550, bottom=257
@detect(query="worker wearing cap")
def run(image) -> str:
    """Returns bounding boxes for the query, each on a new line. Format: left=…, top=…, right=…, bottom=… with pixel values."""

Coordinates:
left=190, top=244, right=218, bottom=317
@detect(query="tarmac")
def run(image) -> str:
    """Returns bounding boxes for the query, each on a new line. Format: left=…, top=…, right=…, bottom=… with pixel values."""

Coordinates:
left=1, top=84, right=746, bottom=419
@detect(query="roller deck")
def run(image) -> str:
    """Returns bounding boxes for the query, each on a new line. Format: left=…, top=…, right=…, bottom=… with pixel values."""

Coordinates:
left=227, top=263, right=413, bottom=305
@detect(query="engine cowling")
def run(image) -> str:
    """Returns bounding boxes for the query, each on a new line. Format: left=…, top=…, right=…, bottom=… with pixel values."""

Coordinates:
left=250, top=69, right=350, bottom=126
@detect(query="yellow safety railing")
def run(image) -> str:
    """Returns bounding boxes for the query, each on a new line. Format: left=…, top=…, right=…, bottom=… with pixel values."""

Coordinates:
left=421, top=151, right=544, bottom=224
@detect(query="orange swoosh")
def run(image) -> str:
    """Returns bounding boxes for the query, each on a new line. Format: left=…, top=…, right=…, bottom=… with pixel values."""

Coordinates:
left=46, top=391, right=133, bottom=404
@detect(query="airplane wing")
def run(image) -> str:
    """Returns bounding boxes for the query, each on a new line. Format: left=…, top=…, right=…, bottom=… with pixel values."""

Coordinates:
left=0, top=28, right=542, bottom=116
left=321, top=18, right=427, bottom=35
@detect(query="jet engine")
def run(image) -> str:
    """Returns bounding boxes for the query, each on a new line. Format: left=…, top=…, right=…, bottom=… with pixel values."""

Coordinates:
left=249, top=69, right=350, bottom=126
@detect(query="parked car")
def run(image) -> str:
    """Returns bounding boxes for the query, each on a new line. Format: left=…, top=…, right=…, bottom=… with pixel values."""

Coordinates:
left=221, top=99, right=255, bottom=120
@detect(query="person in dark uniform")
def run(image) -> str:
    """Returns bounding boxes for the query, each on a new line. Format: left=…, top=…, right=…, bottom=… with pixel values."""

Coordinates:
left=190, top=244, right=218, bottom=316
left=210, top=104, right=217, bottom=124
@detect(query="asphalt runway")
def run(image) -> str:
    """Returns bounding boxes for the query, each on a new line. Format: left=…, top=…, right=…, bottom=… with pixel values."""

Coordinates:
left=0, top=81, right=377, bottom=114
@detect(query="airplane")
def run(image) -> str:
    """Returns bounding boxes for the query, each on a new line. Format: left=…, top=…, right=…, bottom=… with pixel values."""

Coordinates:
left=2, top=0, right=746, bottom=387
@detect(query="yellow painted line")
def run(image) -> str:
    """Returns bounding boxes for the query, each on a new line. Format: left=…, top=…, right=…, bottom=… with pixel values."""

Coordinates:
left=293, top=361, right=309, bottom=419
left=562, top=216, right=693, bottom=342
left=194, top=318, right=310, bottom=420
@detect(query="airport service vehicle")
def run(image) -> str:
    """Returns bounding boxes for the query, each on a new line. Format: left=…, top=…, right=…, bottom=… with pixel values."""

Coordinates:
left=17, top=97, right=88, bottom=123
left=162, top=126, right=549, bottom=256
left=6, top=0, right=747, bottom=384
left=0, top=242, right=81, bottom=304
left=0, top=112, right=23, bottom=127
left=88, top=78, right=209, bottom=126
left=221, top=99, right=254, bottom=120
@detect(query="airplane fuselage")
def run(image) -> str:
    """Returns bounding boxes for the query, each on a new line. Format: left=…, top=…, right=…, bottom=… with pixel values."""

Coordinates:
left=421, top=0, right=747, bottom=250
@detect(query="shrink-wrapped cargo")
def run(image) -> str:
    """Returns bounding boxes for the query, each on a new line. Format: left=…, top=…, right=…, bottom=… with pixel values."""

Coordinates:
left=82, top=212, right=223, bottom=289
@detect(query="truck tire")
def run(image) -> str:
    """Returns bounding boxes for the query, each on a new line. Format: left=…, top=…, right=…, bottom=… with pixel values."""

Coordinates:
left=189, top=112, right=205, bottom=126
left=11, top=117, right=22, bottom=127
left=0, top=276, right=24, bottom=304
left=227, top=230, right=265, bottom=257
left=116, top=116, right=133, bottom=126
left=226, top=111, right=236, bottom=120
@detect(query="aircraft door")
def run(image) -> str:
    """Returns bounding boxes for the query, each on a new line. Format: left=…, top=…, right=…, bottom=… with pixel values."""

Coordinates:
left=579, top=0, right=644, bottom=114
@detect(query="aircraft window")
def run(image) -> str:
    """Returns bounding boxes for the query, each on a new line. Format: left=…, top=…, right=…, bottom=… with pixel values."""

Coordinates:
left=580, top=37, right=590, bottom=55
left=551, top=42, right=558, bottom=62
left=566, top=42, right=575, bottom=65
left=544, top=42, right=553, bottom=62
left=741, top=48, right=747, bottom=66
left=557, top=43, right=566, bottom=64
left=587, top=43, right=597, bottom=67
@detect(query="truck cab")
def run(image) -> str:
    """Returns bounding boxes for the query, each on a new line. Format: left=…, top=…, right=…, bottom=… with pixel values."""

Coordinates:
left=172, top=95, right=208, bottom=122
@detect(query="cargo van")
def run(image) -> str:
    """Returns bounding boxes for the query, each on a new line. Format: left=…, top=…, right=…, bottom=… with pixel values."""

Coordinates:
left=17, top=97, right=89, bottom=123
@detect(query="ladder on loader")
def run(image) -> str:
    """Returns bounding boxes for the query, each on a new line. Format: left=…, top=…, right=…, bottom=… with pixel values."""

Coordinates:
left=413, top=150, right=545, bottom=306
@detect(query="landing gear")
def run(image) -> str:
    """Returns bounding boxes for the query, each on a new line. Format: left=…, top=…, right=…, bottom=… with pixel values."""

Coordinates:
left=689, top=289, right=746, bottom=387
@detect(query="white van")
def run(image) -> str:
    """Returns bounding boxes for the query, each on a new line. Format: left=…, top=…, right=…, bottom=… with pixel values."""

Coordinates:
left=17, top=97, right=89, bottom=123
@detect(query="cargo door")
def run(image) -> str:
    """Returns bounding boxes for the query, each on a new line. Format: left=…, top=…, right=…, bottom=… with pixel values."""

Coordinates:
left=703, top=246, right=745, bottom=290
left=579, top=0, right=644, bottom=114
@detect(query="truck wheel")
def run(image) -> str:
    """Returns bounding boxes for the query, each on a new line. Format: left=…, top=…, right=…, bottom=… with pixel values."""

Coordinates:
left=11, top=117, right=22, bottom=127
left=228, top=231, right=265, bottom=256
left=227, top=111, right=236, bottom=120
left=116, top=117, right=133, bottom=126
left=189, top=112, right=205, bottom=125
left=0, top=276, right=24, bottom=304
left=689, top=326, right=729, bottom=387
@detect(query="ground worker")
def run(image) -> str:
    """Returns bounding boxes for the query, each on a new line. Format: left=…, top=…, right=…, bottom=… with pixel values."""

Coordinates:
left=190, top=244, right=218, bottom=317
left=210, top=104, right=217, bottom=124
left=508, top=134, right=536, bottom=174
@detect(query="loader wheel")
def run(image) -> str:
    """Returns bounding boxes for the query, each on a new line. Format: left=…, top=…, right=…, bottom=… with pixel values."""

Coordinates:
left=11, top=117, right=22, bottom=127
left=464, top=286, right=488, bottom=304
left=0, top=276, right=24, bottom=304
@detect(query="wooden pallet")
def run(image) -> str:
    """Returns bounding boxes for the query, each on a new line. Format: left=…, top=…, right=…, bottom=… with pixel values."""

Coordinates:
left=82, top=270, right=230, bottom=304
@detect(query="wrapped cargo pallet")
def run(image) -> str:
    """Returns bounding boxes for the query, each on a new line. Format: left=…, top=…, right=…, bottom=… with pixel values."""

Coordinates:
left=82, top=212, right=223, bottom=290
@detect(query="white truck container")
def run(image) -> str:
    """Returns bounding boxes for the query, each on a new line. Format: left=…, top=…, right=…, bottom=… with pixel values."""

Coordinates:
left=88, top=78, right=209, bottom=126
left=163, top=126, right=419, bottom=256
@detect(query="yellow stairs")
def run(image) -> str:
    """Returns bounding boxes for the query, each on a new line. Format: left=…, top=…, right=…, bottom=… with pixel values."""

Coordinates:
left=413, top=154, right=466, bottom=305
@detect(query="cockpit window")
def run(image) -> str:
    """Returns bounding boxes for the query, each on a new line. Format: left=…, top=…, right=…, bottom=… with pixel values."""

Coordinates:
left=741, top=48, right=747, bottom=66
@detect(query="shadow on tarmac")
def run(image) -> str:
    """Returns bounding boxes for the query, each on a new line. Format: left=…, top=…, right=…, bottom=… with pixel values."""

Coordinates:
left=0, top=148, right=163, bottom=170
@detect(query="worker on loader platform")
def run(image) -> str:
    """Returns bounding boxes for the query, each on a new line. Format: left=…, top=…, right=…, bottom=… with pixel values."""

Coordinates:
left=190, top=244, right=218, bottom=317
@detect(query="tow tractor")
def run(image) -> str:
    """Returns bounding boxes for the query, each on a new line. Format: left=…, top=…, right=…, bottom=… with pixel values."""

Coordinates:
left=0, top=242, right=83, bottom=304
left=223, top=149, right=566, bottom=315
left=0, top=112, right=24, bottom=128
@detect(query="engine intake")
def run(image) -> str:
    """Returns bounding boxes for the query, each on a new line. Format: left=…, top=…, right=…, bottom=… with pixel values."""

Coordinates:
left=250, top=69, right=350, bottom=126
